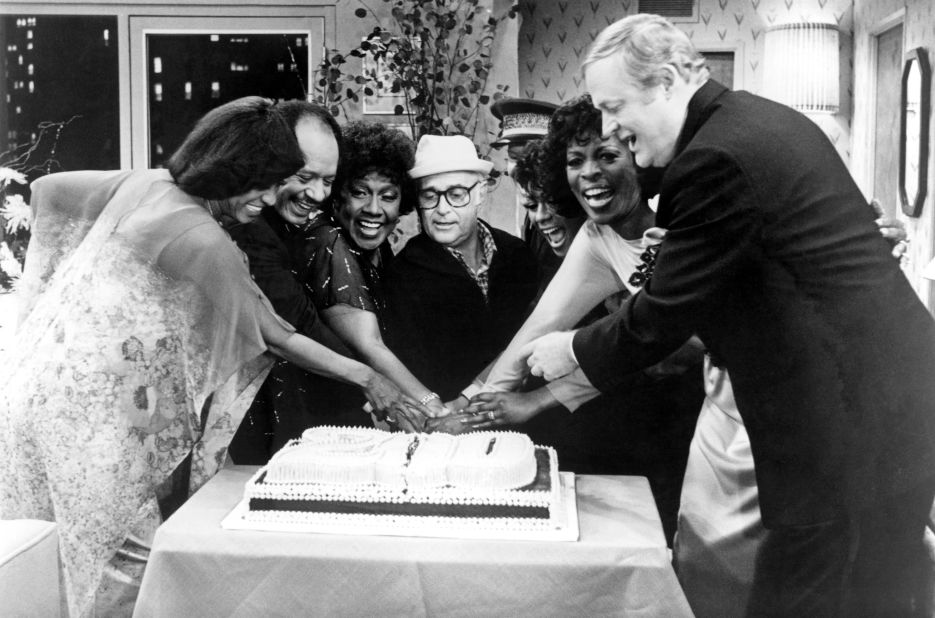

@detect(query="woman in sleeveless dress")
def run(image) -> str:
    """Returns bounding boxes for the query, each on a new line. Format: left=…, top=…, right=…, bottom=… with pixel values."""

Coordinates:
left=278, top=120, right=449, bottom=424
left=450, top=95, right=763, bottom=617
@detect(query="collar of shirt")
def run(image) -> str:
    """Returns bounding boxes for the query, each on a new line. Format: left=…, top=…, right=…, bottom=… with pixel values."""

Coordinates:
left=445, top=222, right=497, bottom=300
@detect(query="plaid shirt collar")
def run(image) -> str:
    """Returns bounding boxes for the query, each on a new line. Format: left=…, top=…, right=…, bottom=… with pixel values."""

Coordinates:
left=445, top=222, right=497, bottom=301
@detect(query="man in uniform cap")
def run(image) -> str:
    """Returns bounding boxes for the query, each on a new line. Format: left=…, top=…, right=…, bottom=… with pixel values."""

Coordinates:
left=490, top=97, right=560, bottom=281
left=490, top=97, right=558, bottom=174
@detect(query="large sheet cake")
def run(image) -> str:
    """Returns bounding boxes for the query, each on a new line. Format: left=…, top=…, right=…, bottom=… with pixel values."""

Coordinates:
left=222, top=426, right=578, bottom=541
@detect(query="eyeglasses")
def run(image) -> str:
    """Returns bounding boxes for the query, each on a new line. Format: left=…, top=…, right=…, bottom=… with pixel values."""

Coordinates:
left=417, top=180, right=482, bottom=210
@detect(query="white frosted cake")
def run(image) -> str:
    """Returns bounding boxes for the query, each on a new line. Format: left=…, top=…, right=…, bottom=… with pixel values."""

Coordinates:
left=234, top=426, right=574, bottom=538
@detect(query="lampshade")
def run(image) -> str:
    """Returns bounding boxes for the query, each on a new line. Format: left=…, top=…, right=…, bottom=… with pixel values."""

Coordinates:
left=763, top=22, right=840, bottom=114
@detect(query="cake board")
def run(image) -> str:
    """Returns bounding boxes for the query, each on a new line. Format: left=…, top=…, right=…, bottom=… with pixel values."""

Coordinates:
left=221, top=472, right=580, bottom=542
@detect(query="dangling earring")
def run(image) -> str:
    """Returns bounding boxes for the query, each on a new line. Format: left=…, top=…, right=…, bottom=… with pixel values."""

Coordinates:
left=206, top=199, right=222, bottom=220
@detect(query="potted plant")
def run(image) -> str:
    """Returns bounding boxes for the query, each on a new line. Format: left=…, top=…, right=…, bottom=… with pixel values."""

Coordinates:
left=313, top=0, right=518, bottom=143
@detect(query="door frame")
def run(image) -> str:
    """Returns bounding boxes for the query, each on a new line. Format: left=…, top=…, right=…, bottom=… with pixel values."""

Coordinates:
left=853, top=8, right=904, bottom=198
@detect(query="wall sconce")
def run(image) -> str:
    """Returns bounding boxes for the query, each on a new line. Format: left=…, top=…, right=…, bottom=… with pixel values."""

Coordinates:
left=763, top=22, right=840, bottom=114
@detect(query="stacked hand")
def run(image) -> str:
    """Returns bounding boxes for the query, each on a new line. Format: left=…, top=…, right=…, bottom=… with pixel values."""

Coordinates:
left=519, top=330, right=579, bottom=381
left=361, top=372, right=431, bottom=433
left=459, top=392, right=541, bottom=429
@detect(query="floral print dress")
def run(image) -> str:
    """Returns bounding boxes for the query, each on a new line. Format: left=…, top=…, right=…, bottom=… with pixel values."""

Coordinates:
left=0, top=170, right=285, bottom=617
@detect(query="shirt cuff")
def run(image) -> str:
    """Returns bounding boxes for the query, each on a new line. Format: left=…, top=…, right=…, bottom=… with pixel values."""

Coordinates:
left=545, top=368, right=599, bottom=413
left=459, top=382, right=486, bottom=401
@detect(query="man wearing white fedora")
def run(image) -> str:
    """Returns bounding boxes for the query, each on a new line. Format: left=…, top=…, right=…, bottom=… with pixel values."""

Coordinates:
left=384, top=134, right=538, bottom=411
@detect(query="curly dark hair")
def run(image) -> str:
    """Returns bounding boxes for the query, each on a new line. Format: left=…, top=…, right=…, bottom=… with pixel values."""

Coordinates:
left=333, top=121, right=418, bottom=215
left=512, top=138, right=583, bottom=217
left=167, top=96, right=304, bottom=200
left=510, top=139, right=542, bottom=196
left=537, top=94, right=604, bottom=218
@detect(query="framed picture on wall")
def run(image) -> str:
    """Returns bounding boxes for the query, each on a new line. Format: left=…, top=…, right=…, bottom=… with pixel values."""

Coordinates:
left=384, top=122, right=413, bottom=139
left=361, top=38, right=419, bottom=116
left=361, top=50, right=408, bottom=115
left=698, top=43, right=745, bottom=89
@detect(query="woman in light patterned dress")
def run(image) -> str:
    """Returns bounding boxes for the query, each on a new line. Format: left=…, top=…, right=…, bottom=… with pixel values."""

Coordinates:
left=0, top=97, right=419, bottom=617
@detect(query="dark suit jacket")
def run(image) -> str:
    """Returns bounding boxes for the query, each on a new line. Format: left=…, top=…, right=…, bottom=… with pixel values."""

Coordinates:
left=227, top=210, right=365, bottom=463
left=228, top=210, right=349, bottom=352
left=385, top=221, right=538, bottom=401
left=574, top=80, right=935, bottom=528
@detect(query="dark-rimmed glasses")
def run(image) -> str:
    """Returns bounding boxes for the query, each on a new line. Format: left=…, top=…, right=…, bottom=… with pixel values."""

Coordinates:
left=417, top=180, right=482, bottom=210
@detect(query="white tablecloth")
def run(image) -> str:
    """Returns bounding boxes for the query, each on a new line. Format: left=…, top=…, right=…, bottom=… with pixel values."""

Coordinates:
left=134, top=466, right=692, bottom=617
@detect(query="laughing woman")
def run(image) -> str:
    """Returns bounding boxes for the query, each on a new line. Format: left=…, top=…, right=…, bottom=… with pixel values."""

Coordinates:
left=266, top=120, right=449, bottom=431
left=448, top=96, right=702, bottom=541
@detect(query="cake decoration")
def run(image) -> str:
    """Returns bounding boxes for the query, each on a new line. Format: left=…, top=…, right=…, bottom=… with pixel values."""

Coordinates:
left=222, top=426, right=578, bottom=541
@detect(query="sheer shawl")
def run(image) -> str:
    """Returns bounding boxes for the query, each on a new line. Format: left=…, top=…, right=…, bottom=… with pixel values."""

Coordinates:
left=0, top=170, right=289, bottom=617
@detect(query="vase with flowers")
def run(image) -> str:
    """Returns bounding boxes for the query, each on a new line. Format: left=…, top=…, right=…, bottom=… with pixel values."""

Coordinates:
left=0, top=118, right=74, bottom=292
left=0, top=167, right=30, bottom=290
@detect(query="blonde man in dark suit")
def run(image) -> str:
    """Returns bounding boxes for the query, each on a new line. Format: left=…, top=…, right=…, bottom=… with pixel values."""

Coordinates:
left=523, top=13, right=935, bottom=617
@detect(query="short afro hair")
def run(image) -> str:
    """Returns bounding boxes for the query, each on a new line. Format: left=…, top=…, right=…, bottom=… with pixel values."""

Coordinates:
left=334, top=121, right=418, bottom=215
left=509, top=139, right=580, bottom=219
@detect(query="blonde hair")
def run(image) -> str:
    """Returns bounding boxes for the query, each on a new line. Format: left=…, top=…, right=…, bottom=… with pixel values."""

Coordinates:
left=582, top=14, right=707, bottom=89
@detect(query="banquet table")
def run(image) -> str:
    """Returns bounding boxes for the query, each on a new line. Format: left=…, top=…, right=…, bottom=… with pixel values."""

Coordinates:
left=133, top=466, right=693, bottom=617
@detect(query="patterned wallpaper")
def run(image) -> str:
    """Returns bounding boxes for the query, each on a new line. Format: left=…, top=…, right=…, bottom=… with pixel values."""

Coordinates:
left=513, top=0, right=935, bottom=311
left=516, top=0, right=854, bottom=162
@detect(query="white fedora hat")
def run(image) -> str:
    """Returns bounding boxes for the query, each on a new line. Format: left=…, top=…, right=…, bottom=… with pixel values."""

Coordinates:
left=408, top=135, right=494, bottom=179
